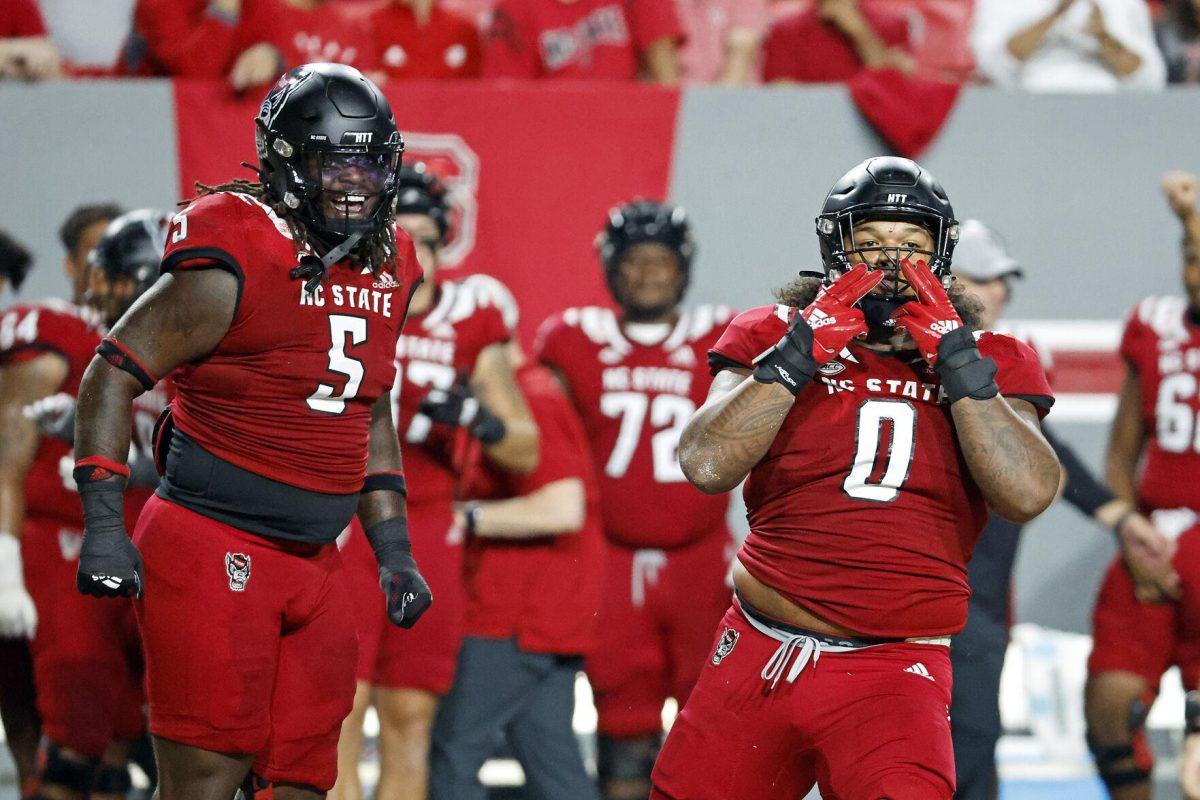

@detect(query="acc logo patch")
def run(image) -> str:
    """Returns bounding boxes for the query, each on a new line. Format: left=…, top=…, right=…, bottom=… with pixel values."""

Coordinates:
left=225, top=553, right=251, bottom=592
left=818, top=361, right=846, bottom=376
left=401, top=132, right=480, bottom=268
left=711, top=627, right=739, bottom=666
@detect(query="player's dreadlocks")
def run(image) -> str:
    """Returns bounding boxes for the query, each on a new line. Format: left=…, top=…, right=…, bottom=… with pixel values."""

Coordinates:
left=190, top=179, right=400, bottom=278
left=775, top=274, right=984, bottom=333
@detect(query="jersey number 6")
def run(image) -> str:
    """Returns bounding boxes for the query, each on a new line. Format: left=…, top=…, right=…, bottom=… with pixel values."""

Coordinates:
left=843, top=399, right=917, bottom=502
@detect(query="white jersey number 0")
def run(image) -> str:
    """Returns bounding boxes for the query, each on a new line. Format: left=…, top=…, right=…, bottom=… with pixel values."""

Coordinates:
left=842, top=399, right=917, bottom=502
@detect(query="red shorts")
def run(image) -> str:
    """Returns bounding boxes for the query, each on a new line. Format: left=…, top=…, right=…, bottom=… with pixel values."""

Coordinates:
left=337, top=519, right=386, bottom=683
left=369, top=502, right=463, bottom=694
left=586, top=529, right=733, bottom=738
left=22, top=517, right=144, bottom=757
left=132, top=497, right=357, bottom=791
left=651, top=604, right=955, bottom=800
left=1088, top=525, right=1200, bottom=690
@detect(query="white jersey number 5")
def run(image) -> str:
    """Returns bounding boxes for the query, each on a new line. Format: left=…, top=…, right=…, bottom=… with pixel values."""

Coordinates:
left=843, top=399, right=917, bottom=502
left=307, top=315, right=367, bottom=414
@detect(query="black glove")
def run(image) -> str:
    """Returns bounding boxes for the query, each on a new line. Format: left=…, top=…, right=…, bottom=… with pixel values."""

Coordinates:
left=752, top=314, right=817, bottom=396
left=74, top=468, right=142, bottom=599
left=364, top=517, right=432, bottom=629
left=935, top=327, right=999, bottom=404
left=418, top=383, right=507, bottom=444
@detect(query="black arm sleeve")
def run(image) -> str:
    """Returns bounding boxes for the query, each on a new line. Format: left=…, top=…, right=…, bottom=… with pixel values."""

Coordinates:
left=1044, top=425, right=1116, bottom=518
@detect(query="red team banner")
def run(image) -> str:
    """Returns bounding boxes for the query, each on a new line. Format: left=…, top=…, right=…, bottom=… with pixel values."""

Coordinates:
left=172, top=79, right=681, bottom=342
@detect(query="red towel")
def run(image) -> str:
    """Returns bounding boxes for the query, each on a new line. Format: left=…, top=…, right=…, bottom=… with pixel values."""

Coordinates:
left=848, top=67, right=962, bottom=159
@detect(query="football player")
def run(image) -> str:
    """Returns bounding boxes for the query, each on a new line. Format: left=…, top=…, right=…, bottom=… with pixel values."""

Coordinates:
left=71, top=64, right=431, bottom=800
left=1087, top=170, right=1200, bottom=800
left=333, top=162, right=537, bottom=800
left=947, top=220, right=1177, bottom=800
left=0, top=203, right=119, bottom=797
left=534, top=200, right=736, bottom=799
left=428, top=339, right=603, bottom=800
left=652, top=157, right=1060, bottom=800
left=0, top=209, right=171, bottom=800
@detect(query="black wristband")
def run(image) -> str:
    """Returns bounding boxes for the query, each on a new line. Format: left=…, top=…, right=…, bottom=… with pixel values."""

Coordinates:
left=752, top=318, right=816, bottom=397
left=464, top=504, right=480, bottom=536
left=1187, top=691, right=1200, bottom=735
left=363, top=516, right=413, bottom=561
left=471, top=406, right=507, bottom=445
left=936, top=327, right=999, bottom=404
left=96, top=340, right=156, bottom=393
left=363, top=471, right=408, bottom=498
left=76, top=479, right=128, bottom=540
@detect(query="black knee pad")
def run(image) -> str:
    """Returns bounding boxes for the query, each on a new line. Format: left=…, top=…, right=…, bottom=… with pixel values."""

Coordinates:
left=597, top=734, right=659, bottom=783
left=1086, top=733, right=1151, bottom=790
left=36, top=741, right=96, bottom=794
left=91, top=763, right=132, bottom=796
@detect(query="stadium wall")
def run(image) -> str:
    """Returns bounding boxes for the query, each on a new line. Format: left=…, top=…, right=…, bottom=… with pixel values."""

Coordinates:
left=3, top=80, right=1194, bottom=633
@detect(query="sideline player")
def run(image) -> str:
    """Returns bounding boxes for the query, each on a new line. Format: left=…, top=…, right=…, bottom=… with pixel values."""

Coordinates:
left=0, top=209, right=171, bottom=800
left=1085, top=170, right=1200, bottom=800
left=0, top=203, right=120, bottom=795
left=653, top=157, right=1060, bottom=799
left=71, top=63, right=432, bottom=800
left=332, top=162, right=537, bottom=800
left=535, top=200, right=735, bottom=799
left=428, top=340, right=603, bottom=800
left=947, top=220, right=1177, bottom=800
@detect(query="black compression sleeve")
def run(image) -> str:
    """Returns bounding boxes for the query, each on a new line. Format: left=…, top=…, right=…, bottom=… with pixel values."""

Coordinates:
left=1044, top=426, right=1116, bottom=517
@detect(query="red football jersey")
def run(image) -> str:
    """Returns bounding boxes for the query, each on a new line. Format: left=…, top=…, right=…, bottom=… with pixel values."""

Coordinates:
left=0, top=301, right=103, bottom=526
left=393, top=273, right=515, bottom=507
left=371, top=3, right=482, bottom=79
left=461, top=363, right=604, bottom=655
left=156, top=191, right=421, bottom=495
left=534, top=305, right=735, bottom=549
left=483, top=0, right=683, bottom=80
left=1120, top=296, right=1200, bottom=513
left=710, top=304, right=1054, bottom=638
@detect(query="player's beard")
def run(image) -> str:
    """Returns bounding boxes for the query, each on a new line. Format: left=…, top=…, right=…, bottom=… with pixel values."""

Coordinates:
left=774, top=274, right=985, bottom=337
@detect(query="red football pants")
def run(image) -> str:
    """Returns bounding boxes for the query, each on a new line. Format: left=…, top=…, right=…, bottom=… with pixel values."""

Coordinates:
left=370, top=501, right=463, bottom=694
left=1089, top=525, right=1200, bottom=690
left=651, top=604, right=955, bottom=800
left=22, top=517, right=144, bottom=758
left=133, top=497, right=357, bottom=791
left=586, top=530, right=732, bottom=738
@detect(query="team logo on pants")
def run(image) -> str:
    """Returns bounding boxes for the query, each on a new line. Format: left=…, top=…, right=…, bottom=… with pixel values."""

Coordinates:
left=712, top=627, right=739, bottom=666
left=225, top=553, right=251, bottom=592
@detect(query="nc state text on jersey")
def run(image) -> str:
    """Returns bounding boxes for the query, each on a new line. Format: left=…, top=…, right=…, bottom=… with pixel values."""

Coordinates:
left=819, top=375, right=949, bottom=404
left=601, top=366, right=693, bottom=396
left=298, top=283, right=395, bottom=317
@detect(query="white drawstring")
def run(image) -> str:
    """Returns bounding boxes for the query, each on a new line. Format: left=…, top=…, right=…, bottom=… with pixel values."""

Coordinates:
left=631, top=549, right=667, bottom=607
left=760, top=634, right=822, bottom=691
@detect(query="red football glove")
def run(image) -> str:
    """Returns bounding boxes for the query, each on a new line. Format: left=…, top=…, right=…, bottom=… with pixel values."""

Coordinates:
left=889, top=259, right=964, bottom=365
left=801, top=264, right=884, bottom=363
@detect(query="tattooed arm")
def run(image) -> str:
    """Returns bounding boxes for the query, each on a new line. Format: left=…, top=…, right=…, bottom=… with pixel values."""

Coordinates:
left=952, top=396, right=1059, bottom=523
left=678, top=368, right=795, bottom=495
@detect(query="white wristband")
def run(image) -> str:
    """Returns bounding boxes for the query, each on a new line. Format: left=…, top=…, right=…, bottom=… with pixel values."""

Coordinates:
left=0, top=531, right=25, bottom=588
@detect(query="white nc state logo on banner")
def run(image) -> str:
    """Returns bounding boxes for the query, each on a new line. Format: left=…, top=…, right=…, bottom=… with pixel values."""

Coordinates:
left=401, top=132, right=480, bottom=268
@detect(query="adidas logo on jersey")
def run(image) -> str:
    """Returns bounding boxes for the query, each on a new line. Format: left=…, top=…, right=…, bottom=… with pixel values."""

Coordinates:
left=373, top=272, right=401, bottom=290
left=904, top=662, right=935, bottom=682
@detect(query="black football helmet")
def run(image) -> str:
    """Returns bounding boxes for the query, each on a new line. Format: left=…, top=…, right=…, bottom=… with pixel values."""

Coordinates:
left=88, top=209, right=171, bottom=324
left=816, top=157, right=958, bottom=301
left=597, top=199, right=696, bottom=302
left=255, top=63, right=405, bottom=245
left=395, top=162, right=450, bottom=242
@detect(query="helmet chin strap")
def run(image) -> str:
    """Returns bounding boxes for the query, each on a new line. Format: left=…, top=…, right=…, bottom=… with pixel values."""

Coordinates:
left=290, top=229, right=366, bottom=294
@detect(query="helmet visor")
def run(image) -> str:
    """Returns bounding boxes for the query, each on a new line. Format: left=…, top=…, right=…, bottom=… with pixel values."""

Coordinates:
left=302, top=150, right=400, bottom=223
